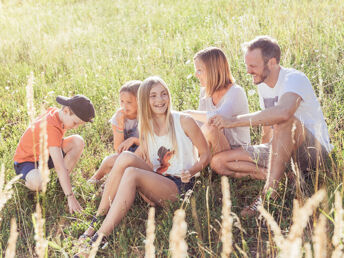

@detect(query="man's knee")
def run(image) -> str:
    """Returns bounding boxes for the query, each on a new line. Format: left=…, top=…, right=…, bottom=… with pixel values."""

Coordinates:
left=273, top=117, right=306, bottom=145
left=25, top=169, right=43, bottom=191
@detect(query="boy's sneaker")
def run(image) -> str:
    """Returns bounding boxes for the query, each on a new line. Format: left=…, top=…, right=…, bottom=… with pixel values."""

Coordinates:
left=240, top=195, right=262, bottom=217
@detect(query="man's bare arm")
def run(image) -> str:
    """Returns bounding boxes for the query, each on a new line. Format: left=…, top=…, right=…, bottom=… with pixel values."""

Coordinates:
left=209, top=92, right=302, bottom=129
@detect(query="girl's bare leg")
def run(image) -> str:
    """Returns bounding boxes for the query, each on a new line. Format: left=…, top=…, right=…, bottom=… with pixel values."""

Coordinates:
left=211, top=148, right=267, bottom=179
left=96, top=151, right=152, bottom=216
left=201, top=124, right=230, bottom=155
left=97, top=167, right=179, bottom=236
left=81, top=152, right=152, bottom=238
left=89, top=154, right=119, bottom=181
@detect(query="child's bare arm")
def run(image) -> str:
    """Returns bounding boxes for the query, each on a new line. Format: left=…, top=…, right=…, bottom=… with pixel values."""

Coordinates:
left=112, top=110, right=125, bottom=151
left=49, top=146, right=83, bottom=213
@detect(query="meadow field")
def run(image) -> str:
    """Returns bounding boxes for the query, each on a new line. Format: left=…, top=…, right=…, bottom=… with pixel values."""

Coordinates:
left=0, top=0, right=344, bottom=257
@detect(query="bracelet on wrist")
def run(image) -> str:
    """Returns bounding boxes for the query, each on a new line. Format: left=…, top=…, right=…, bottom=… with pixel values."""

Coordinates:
left=115, top=127, right=124, bottom=133
left=66, top=192, right=73, bottom=198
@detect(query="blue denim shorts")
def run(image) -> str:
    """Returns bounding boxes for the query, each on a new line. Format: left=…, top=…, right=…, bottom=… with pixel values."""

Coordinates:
left=165, top=175, right=195, bottom=194
left=14, top=151, right=65, bottom=180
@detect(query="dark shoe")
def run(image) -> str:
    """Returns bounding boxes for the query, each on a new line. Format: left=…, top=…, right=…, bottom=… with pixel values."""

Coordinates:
left=91, top=233, right=108, bottom=250
left=78, top=216, right=99, bottom=240
left=74, top=233, right=108, bottom=258
left=240, top=196, right=262, bottom=217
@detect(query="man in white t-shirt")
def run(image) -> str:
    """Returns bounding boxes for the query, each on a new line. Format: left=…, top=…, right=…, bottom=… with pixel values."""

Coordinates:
left=209, top=36, right=332, bottom=217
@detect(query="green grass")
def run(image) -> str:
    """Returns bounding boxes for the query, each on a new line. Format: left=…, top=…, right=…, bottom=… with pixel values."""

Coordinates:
left=0, top=0, right=343, bottom=256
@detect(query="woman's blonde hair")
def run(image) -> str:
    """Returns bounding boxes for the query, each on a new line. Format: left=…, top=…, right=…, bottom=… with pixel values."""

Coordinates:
left=137, top=76, right=178, bottom=161
left=194, top=47, right=235, bottom=97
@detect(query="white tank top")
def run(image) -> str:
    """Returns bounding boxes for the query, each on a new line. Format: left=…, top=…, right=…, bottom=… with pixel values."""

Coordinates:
left=147, top=112, right=198, bottom=176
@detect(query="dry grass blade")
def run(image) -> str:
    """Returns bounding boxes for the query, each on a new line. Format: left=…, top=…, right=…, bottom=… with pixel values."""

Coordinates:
left=303, top=242, right=312, bottom=258
left=206, top=186, right=211, bottom=248
left=258, top=189, right=326, bottom=258
left=26, top=71, right=35, bottom=125
left=5, top=218, right=19, bottom=258
left=169, top=209, right=188, bottom=258
left=279, top=189, right=326, bottom=258
left=312, top=213, right=327, bottom=258
left=39, top=116, right=50, bottom=193
left=257, top=206, right=284, bottom=249
left=220, top=176, right=233, bottom=258
left=33, top=203, right=48, bottom=258
left=331, top=191, right=344, bottom=258
left=191, top=196, right=203, bottom=242
left=0, top=164, right=21, bottom=213
left=145, top=207, right=156, bottom=258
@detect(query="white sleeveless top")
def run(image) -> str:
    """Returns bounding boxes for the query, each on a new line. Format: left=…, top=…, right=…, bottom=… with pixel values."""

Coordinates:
left=147, top=112, right=198, bottom=176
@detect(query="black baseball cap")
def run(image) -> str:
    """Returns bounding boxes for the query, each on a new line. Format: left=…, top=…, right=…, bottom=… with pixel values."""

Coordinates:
left=56, top=95, right=95, bottom=122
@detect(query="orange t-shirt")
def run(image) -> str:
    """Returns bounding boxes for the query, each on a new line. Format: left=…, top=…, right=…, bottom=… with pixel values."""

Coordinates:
left=14, top=107, right=66, bottom=163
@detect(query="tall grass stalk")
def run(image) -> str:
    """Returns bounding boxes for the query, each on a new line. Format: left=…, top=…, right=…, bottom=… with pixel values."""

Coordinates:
left=331, top=191, right=344, bottom=257
left=5, top=218, right=18, bottom=258
left=283, top=189, right=326, bottom=257
left=312, top=213, right=327, bottom=258
left=39, top=115, right=49, bottom=194
left=304, top=242, right=312, bottom=258
left=145, top=207, right=156, bottom=258
left=257, top=206, right=284, bottom=249
left=26, top=71, right=35, bottom=125
left=190, top=196, right=203, bottom=242
left=33, top=203, right=48, bottom=258
left=259, top=189, right=327, bottom=257
left=220, top=176, right=233, bottom=257
left=169, top=209, right=188, bottom=258
left=0, top=164, right=20, bottom=213
left=206, top=186, right=211, bottom=248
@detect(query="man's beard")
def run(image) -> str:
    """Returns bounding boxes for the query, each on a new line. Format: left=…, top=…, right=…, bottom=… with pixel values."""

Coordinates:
left=253, top=64, right=270, bottom=85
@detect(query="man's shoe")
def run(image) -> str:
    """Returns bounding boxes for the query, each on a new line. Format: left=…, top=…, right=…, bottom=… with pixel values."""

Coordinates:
left=240, top=195, right=262, bottom=217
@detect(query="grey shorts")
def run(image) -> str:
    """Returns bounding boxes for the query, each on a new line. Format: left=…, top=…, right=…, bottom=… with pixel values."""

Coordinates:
left=241, top=130, right=329, bottom=171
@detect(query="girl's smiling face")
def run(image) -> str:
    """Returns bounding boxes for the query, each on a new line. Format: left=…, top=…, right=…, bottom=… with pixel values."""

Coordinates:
left=149, top=83, right=169, bottom=116
left=120, top=91, right=138, bottom=119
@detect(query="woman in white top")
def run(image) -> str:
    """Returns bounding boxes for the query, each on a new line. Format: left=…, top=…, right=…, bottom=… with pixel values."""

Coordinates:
left=76, top=76, right=210, bottom=253
left=185, top=47, right=250, bottom=154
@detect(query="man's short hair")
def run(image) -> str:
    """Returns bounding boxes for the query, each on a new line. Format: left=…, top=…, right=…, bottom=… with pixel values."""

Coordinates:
left=243, top=36, right=281, bottom=64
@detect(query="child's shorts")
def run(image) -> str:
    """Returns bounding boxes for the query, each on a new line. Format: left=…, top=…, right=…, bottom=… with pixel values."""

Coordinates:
left=165, top=175, right=195, bottom=194
left=14, top=152, right=65, bottom=180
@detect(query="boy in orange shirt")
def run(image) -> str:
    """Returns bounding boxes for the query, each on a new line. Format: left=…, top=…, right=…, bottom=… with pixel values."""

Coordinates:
left=13, top=95, right=95, bottom=214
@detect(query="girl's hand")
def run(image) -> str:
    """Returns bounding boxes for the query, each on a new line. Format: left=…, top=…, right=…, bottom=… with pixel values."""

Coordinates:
left=117, top=137, right=138, bottom=153
left=208, top=115, right=228, bottom=129
left=180, top=170, right=191, bottom=183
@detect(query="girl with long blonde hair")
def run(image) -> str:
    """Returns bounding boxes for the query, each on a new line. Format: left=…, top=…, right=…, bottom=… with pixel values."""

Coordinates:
left=75, top=76, right=210, bottom=255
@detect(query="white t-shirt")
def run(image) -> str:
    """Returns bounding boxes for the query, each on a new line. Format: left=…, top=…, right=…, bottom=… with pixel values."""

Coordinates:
left=198, top=84, right=251, bottom=146
left=257, top=67, right=332, bottom=152
left=147, top=112, right=198, bottom=176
